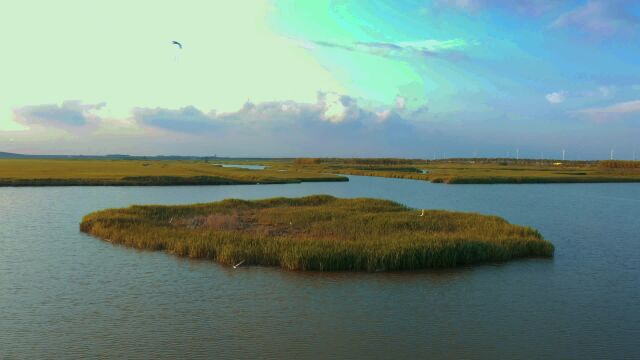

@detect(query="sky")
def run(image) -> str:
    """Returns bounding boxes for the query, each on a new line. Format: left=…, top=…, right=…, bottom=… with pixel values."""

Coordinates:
left=1, top=0, right=639, bottom=159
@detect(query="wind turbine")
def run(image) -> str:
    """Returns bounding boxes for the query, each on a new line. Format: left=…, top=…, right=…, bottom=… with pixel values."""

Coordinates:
left=562, top=149, right=565, bottom=161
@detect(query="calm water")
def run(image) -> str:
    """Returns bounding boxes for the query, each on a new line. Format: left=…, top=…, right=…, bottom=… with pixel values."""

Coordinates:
left=214, top=163, right=266, bottom=170
left=1, top=176, right=639, bottom=359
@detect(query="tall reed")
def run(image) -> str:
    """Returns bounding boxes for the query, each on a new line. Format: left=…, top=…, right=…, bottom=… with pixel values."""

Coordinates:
left=81, top=195, right=554, bottom=271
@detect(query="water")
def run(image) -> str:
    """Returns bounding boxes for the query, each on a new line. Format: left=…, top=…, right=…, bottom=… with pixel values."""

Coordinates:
left=1, top=176, right=639, bottom=359
left=214, top=163, right=266, bottom=170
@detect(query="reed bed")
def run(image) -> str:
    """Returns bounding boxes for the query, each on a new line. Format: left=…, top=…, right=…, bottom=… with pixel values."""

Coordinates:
left=0, top=159, right=346, bottom=186
left=80, top=195, right=553, bottom=272
left=599, top=160, right=640, bottom=169
left=292, top=158, right=640, bottom=184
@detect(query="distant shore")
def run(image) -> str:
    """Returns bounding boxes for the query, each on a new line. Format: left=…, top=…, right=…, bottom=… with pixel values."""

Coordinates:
left=291, top=158, right=640, bottom=184
left=0, top=159, right=347, bottom=186
left=2, top=157, right=640, bottom=186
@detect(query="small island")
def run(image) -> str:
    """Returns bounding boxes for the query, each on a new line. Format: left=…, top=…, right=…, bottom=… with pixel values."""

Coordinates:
left=80, top=195, right=553, bottom=271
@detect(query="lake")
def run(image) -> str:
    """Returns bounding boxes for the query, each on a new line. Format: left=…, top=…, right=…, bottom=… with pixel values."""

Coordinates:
left=1, top=176, right=639, bottom=359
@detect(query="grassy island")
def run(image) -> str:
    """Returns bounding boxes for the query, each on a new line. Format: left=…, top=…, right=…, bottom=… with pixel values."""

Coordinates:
left=80, top=195, right=553, bottom=271
left=0, top=159, right=346, bottom=186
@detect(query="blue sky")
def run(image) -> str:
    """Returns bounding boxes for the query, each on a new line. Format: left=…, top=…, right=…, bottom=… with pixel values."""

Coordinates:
left=1, top=0, right=639, bottom=159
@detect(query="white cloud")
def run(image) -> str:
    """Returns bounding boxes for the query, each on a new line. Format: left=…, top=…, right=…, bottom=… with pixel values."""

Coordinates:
left=320, top=93, right=349, bottom=123
left=545, top=91, right=567, bottom=104
left=376, top=109, right=392, bottom=122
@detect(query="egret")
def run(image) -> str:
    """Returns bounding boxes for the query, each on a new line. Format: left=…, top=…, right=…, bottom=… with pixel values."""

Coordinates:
left=420, top=209, right=425, bottom=217
left=233, top=260, right=245, bottom=269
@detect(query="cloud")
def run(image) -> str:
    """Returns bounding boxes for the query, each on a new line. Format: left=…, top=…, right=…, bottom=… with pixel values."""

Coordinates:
left=376, top=109, right=393, bottom=122
left=7, top=94, right=638, bottom=158
left=435, top=0, right=564, bottom=16
left=132, top=92, right=373, bottom=133
left=552, top=0, right=639, bottom=37
left=410, top=105, right=430, bottom=118
left=575, top=99, right=640, bottom=120
left=13, top=101, right=105, bottom=129
left=546, top=91, right=567, bottom=104
left=132, top=106, right=217, bottom=133
left=310, top=38, right=469, bottom=60
left=311, top=40, right=355, bottom=52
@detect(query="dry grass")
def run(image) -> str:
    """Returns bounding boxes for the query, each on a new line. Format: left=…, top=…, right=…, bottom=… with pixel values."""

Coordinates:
left=291, top=158, right=640, bottom=184
left=0, top=159, right=346, bottom=186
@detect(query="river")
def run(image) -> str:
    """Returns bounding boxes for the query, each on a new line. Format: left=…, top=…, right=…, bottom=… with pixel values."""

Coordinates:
left=1, top=175, right=638, bottom=359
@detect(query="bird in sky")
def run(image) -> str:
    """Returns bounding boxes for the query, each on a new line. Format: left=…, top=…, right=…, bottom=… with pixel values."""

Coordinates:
left=172, top=40, right=183, bottom=49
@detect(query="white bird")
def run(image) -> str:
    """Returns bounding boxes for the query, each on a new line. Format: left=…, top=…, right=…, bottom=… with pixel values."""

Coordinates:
left=233, top=260, right=245, bottom=269
left=420, top=209, right=425, bottom=217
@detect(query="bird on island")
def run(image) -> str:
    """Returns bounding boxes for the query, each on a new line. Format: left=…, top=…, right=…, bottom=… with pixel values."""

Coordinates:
left=233, top=260, right=245, bottom=269
left=172, top=40, right=183, bottom=49
left=420, top=209, right=425, bottom=217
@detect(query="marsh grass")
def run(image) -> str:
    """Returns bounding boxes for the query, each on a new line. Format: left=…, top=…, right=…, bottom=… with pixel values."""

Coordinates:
left=599, top=160, right=640, bottom=169
left=80, top=195, right=553, bottom=271
left=0, top=159, right=346, bottom=186
left=292, top=158, right=640, bottom=184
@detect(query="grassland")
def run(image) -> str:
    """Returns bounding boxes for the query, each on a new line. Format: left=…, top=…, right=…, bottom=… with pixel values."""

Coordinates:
left=80, top=195, right=553, bottom=271
left=0, top=159, right=346, bottom=186
left=290, top=158, right=640, bottom=184
left=3, top=157, right=639, bottom=186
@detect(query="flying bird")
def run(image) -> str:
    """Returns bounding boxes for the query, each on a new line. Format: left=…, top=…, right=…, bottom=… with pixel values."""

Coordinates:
left=172, top=40, right=183, bottom=49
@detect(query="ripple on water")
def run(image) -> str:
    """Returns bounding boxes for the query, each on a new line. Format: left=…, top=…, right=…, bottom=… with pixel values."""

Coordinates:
left=1, top=177, right=639, bottom=359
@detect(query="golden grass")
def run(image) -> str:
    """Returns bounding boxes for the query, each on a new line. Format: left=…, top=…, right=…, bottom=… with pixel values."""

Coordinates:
left=0, top=159, right=346, bottom=186
left=4, top=157, right=637, bottom=186
left=80, top=195, right=553, bottom=271
left=291, top=158, right=640, bottom=184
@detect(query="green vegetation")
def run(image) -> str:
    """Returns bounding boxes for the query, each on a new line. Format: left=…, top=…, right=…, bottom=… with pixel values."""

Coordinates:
left=80, top=195, right=553, bottom=271
left=291, top=158, right=640, bottom=184
left=0, top=159, right=346, bottom=186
